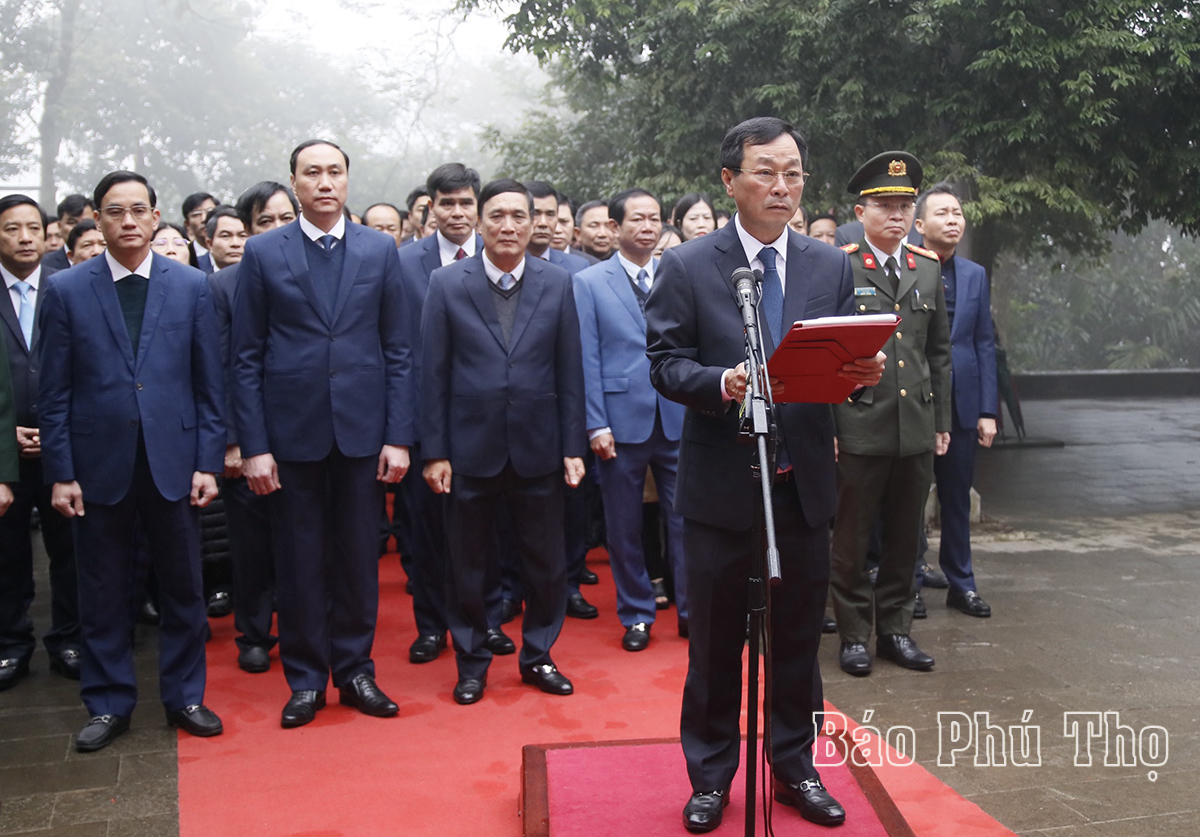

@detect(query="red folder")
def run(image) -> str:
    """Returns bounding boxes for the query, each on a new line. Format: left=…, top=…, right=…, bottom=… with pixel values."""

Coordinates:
left=766, top=314, right=899, bottom=404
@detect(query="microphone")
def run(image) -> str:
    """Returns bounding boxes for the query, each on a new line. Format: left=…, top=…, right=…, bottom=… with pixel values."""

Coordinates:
left=733, top=267, right=761, bottom=332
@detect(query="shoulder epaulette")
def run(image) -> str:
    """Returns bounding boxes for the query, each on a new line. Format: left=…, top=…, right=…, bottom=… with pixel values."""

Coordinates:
left=905, top=242, right=939, bottom=260
left=839, top=243, right=859, bottom=253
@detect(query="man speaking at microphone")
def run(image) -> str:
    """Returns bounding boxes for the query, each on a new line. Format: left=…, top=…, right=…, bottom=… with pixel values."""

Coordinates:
left=645, top=117, right=884, bottom=832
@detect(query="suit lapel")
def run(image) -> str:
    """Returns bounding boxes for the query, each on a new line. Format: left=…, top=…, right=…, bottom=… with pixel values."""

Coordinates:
left=419, top=236, right=440, bottom=284
left=90, top=260, right=136, bottom=372
left=0, top=288, right=24, bottom=354
left=330, top=225, right=363, bottom=326
left=462, top=261, right=508, bottom=351
left=134, top=255, right=170, bottom=372
left=714, top=224, right=750, bottom=308
left=605, top=259, right=645, bottom=330
left=779, top=233, right=812, bottom=348
left=508, top=260, right=547, bottom=354
left=281, top=224, right=331, bottom=328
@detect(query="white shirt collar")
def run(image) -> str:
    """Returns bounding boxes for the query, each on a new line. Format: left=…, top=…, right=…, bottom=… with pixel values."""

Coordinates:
left=865, top=237, right=904, bottom=271
left=298, top=213, right=346, bottom=244
left=1, top=262, right=41, bottom=291
left=105, top=250, right=154, bottom=282
left=437, top=230, right=476, bottom=266
left=733, top=213, right=789, bottom=278
left=616, top=251, right=655, bottom=285
left=481, top=251, right=525, bottom=286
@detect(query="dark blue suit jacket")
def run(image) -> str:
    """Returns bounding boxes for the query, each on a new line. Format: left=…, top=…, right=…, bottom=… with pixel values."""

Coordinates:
left=397, top=233, right=483, bottom=446
left=232, top=220, right=412, bottom=462
left=207, top=264, right=240, bottom=446
left=544, top=247, right=590, bottom=276
left=37, top=254, right=225, bottom=504
left=41, top=247, right=70, bottom=272
left=645, top=222, right=853, bottom=530
left=0, top=264, right=60, bottom=427
left=948, top=255, right=998, bottom=428
left=420, top=254, right=586, bottom=478
left=573, top=256, right=684, bottom=444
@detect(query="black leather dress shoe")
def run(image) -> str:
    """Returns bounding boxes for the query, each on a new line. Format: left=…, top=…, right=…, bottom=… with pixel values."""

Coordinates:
left=677, top=617, right=689, bottom=638
left=921, top=563, right=949, bottom=588
left=566, top=592, right=598, bottom=619
left=876, top=634, right=935, bottom=670
left=339, top=674, right=399, bottom=717
left=485, top=628, right=516, bottom=655
left=520, top=663, right=574, bottom=695
left=578, top=567, right=599, bottom=585
left=76, top=714, right=130, bottom=752
left=821, top=614, right=837, bottom=634
left=281, top=690, right=326, bottom=728
left=652, top=578, right=670, bottom=610
left=839, top=642, right=872, bottom=676
left=947, top=588, right=992, bottom=617
left=499, top=598, right=523, bottom=624
left=237, top=645, right=270, bottom=673
left=166, top=704, right=224, bottom=737
left=0, top=657, right=30, bottom=691
left=409, top=633, right=447, bottom=663
left=773, top=777, right=846, bottom=826
left=913, top=591, right=928, bottom=619
left=206, top=590, right=233, bottom=618
left=49, top=648, right=82, bottom=680
left=683, top=789, right=730, bottom=833
left=622, top=622, right=650, bottom=652
left=453, top=676, right=486, bottom=705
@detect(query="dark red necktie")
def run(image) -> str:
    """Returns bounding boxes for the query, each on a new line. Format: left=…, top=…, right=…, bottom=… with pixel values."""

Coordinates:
left=455, top=247, right=467, bottom=260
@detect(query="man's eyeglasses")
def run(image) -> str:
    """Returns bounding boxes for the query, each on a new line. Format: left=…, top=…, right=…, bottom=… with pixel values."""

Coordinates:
left=101, top=205, right=153, bottom=221
left=151, top=237, right=188, bottom=248
left=732, top=168, right=811, bottom=185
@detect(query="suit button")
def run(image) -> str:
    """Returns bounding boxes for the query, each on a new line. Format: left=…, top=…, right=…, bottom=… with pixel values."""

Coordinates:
left=898, top=360, right=905, bottom=368
left=136, top=382, right=143, bottom=390
left=894, top=304, right=900, bottom=311
left=330, top=372, right=337, bottom=378
left=330, top=334, right=336, bottom=341
left=900, top=388, right=907, bottom=397
left=508, top=362, right=515, bottom=368
left=858, top=304, right=866, bottom=311
left=895, top=331, right=902, bottom=340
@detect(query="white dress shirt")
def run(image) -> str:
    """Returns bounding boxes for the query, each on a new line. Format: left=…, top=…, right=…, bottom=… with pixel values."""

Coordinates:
left=437, top=230, right=477, bottom=267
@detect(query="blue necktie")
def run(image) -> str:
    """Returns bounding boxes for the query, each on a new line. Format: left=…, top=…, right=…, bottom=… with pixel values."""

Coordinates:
left=499, top=272, right=515, bottom=291
left=635, top=268, right=650, bottom=313
left=756, top=247, right=791, bottom=471
left=320, top=234, right=336, bottom=252
left=13, top=280, right=34, bottom=348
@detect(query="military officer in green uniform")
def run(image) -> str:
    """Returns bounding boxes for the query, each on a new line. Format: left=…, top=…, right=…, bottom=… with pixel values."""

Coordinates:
left=830, top=151, right=951, bottom=677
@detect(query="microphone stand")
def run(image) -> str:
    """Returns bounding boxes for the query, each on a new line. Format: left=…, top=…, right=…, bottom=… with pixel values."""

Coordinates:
left=735, top=269, right=782, bottom=837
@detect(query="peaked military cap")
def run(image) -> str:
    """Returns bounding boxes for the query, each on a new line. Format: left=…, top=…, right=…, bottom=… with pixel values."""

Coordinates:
left=847, top=151, right=923, bottom=197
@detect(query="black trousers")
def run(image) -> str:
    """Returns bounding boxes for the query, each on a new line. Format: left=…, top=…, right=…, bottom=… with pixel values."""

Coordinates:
left=401, top=443, right=450, bottom=637
left=221, top=476, right=276, bottom=652
left=680, top=484, right=829, bottom=791
left=270, top=450, right=383, bottom=691
left=0, top=456, right=79, bottom=662
left=446, top=464, right=567, bottom=680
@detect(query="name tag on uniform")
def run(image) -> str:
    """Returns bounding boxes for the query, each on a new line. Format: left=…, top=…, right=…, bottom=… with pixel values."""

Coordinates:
left=854, top=287, right=877, bottom=297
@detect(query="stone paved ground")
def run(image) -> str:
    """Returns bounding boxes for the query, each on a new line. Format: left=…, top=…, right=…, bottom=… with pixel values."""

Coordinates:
left=2, top=397, right=1197, bottom=835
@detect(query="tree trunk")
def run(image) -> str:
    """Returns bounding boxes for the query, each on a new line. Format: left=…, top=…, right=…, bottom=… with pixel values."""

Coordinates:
left=38, top=0, right=81, bottom=210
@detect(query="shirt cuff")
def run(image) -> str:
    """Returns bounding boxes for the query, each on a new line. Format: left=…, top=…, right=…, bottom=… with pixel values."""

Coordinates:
left=587, top=427, right=612, bottom=441
left=720, top=368, right=734, bottom=402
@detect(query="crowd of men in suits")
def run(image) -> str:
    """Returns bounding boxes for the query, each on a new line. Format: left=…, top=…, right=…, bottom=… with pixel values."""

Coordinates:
left=0, top=118, right=999, bottom=833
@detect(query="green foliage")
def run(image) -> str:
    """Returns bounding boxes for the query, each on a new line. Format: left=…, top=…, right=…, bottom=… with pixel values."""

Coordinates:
left=1000, top=220, right=1200, bottom=370
left=473, top=0, right=1200, bottom=254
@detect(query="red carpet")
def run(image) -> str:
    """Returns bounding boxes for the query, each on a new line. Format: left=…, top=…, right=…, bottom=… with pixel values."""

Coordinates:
left=177, top=548, right=1014, bottom=837
left=539, top=739, right=891, bottom=836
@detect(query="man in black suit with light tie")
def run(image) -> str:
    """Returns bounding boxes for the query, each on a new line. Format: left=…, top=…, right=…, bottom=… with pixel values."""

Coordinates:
left=645, top=117, right=885, bottom=832
left=233, top=140, right=413, bottom=728
left=0, top=194, right=81, bottom=691
left=421, top=179, right=586, bottom=706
